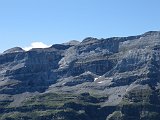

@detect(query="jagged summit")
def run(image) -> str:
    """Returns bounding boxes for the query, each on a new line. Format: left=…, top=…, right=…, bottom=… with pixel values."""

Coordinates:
left=0, top=31, right=160, bottom=120
left=3, top=47, right=24, bottom=54
left=63, top=40, right=80, bottom=46
left=143, top=30, right=160, bottom=36
left=82, top=37, right=98, bottom=43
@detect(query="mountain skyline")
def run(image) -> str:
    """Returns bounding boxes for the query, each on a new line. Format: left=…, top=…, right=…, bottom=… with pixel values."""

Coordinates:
left=0, top=0, right=160, bottom=52
left=1, top=30, right=159, bottom=53
left=1, top=31, right=160, bottom=119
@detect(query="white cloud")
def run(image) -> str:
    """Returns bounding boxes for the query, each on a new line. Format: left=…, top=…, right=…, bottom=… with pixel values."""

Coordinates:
left=23, top=42, right=51, bottom=51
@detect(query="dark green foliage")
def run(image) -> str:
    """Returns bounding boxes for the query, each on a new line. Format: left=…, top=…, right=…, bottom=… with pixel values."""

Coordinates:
left=0, top=93, right=111, bottom=120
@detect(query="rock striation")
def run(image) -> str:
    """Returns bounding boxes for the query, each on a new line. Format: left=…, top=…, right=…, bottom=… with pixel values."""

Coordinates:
left=0, top=31, right=160, bottom=120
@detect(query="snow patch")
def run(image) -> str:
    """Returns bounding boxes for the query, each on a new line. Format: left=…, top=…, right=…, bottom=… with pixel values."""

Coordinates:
left=62, top=82, right=66, bottom=85
left=98, top=81, right=105, bottom=84
left=94, top=76, right=101, bottom=81
left=94, top=78, right=98, bottom=81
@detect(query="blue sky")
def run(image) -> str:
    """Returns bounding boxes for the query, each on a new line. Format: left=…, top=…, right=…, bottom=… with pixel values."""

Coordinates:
left=0, top=0, right=160, bottom=52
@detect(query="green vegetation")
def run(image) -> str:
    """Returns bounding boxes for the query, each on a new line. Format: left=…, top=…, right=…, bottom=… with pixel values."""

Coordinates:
left=0, top=92, right=109, bottom=120
left=1, top=90, right=160, bottom=120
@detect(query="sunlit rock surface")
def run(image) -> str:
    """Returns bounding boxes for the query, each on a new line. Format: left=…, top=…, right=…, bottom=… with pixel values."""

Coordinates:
left=0, top=31, right=160, bottom=120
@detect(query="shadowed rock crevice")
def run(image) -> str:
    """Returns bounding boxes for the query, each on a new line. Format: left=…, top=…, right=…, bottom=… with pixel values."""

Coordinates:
left=1, top=31, right=160, bottom=119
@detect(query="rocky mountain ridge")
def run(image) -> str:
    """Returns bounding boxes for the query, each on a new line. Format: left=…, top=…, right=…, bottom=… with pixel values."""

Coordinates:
left=0, top=31, right=160, bottom=120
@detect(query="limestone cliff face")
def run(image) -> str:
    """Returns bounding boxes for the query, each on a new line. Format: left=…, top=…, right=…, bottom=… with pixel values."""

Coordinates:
left=0, top=31, right=160, bottom=120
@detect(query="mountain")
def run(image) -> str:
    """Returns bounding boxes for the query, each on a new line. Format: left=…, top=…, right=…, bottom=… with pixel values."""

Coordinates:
left=0, top=31, right=160, bottom=120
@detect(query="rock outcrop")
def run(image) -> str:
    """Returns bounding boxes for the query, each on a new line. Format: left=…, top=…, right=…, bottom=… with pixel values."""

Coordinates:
left=0, top=31, right=160, bottom=120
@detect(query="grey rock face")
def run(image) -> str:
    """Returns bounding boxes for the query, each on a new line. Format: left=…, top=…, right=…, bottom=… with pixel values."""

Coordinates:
left=0, top=31, right=160, bottom=94
left=0, top=31, right=160, bottom=119
left=3, top=47, right=25, bottom=54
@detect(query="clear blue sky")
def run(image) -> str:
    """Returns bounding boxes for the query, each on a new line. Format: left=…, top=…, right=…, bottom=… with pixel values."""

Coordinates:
left=0, top=0, right=160, bottom=52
